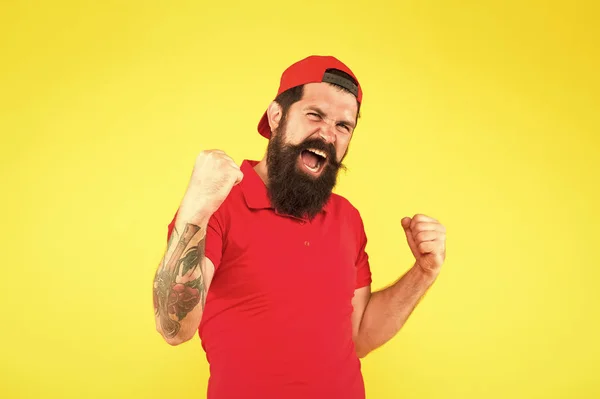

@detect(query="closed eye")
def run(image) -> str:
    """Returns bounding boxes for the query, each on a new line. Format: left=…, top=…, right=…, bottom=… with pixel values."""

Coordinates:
left=307, top=112, right=322, bottom=119
left=337, top=123, right=351, bottom=132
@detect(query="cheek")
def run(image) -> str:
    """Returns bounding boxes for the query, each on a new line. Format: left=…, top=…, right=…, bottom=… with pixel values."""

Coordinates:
left=285, top=119, right=312, bottom=144
left=336, top=140, right=350, bottom=161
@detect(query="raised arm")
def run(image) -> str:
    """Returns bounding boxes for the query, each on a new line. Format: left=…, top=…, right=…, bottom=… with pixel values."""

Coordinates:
left=153, top=214, right=215, bottom=345
left=153, top=150, right=243, bottom=345
left=352, top=214, right=447, bottom=357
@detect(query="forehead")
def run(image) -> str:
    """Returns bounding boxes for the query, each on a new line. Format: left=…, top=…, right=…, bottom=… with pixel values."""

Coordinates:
left=295, top=82, right=359, bottom=118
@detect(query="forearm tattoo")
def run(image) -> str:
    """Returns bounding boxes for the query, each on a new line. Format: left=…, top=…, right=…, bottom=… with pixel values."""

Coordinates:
left=153, top=223, right=206, bottom=338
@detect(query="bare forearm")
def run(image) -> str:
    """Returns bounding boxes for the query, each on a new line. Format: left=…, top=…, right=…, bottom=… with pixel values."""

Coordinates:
left=153, top=214, right=210, bottom=345
left=355, top=264, right=438, bottom=357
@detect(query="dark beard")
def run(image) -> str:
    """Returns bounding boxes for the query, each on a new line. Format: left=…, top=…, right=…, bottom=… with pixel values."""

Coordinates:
left=266, top=128, right=345, bottom=220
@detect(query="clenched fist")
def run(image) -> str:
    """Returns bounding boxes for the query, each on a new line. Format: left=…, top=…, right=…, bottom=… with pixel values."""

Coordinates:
left=401, top=214, right=446, bottom=277
left=178, top=150, right=244, bottom=222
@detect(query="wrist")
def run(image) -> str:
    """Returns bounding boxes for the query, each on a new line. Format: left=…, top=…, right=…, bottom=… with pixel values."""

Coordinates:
left=176, top=204, right=213, bottom=229
left=413, top=262, right=439, bottom=284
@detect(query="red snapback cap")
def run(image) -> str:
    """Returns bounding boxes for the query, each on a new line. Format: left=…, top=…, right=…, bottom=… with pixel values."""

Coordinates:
left=257, top=55, right=363, bottom=139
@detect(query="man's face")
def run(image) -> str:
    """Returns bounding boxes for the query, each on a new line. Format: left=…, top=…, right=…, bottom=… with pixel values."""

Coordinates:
left=266, top=82, right=359, bottom=219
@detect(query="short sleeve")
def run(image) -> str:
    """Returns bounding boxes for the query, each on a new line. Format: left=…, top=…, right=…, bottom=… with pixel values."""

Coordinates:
left=204, top=211, right=225, bottom=270
left=354, top=210, right=372, bottom=289
left=166, top=208, right=225, bottom=270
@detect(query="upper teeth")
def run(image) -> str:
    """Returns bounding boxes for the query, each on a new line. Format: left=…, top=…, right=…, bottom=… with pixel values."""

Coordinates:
left=308, top=148, right=327, bottom=159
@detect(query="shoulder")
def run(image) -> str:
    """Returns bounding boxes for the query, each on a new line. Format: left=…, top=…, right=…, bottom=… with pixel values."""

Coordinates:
left=327, top=193, right=370, bottom=252
left=327, top=192, right=364, bottom=224
left=328, top=192, right=358, bottom=210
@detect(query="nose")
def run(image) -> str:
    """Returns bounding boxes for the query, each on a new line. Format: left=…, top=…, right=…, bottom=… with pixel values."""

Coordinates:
left=319, top=123, right=336, bottom=144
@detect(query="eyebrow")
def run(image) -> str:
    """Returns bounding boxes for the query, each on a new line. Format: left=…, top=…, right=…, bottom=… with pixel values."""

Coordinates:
left=306, top=106, right=356, bottom=129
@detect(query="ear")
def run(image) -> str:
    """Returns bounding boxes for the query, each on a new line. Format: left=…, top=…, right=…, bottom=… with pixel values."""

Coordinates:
left=267, top=101, right=283, bottom=132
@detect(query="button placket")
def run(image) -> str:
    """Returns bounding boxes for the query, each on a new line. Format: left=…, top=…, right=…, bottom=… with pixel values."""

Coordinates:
left=301, top=218, right=309, bottom=247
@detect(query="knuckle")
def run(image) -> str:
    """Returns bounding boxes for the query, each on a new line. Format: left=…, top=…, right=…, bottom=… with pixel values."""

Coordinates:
left=198, top=150, right=219, bottom=163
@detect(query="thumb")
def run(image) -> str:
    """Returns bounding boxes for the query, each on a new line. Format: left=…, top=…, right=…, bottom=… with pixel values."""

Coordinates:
left=401, top=217, right=411, bottom=230
left=401, top=217, right=419, bottom=259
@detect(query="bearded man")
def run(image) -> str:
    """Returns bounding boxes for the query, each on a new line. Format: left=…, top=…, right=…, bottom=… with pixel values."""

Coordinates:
left=152, top=55, right=447, bottom=399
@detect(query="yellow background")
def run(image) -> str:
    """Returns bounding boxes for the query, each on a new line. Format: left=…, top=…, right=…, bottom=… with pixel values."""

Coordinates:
left=1, top=1, right=599, bottom=398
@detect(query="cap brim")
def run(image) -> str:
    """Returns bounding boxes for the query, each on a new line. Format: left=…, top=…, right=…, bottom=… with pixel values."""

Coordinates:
left=257, top=111, right=271, bottom=139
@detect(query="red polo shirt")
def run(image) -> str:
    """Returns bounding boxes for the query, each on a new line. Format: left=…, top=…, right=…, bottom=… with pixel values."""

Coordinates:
left=167, top=159, right=372, bottom=399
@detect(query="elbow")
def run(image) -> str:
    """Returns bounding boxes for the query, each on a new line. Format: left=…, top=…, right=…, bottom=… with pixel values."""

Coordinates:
left=356, top=347, right=370, bottom=359
left=164, top=334, right=192, bottom=346
left=156, top=325, right=195, bottom=346
left=353, top=337, right=370, bottom=359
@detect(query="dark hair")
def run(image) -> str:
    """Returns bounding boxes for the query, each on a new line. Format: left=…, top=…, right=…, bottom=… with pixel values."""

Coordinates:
left=273, top=68, right=361, bottom=128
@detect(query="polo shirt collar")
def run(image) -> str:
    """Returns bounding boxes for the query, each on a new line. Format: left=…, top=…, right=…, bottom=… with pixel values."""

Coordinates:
left=240, top=160, right=271, bottom=210
left=239, top=159, right=333, bottom=217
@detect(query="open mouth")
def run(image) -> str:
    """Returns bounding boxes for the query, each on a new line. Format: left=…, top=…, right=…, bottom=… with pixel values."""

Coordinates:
left=299, top=148, right=328, bottom=175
